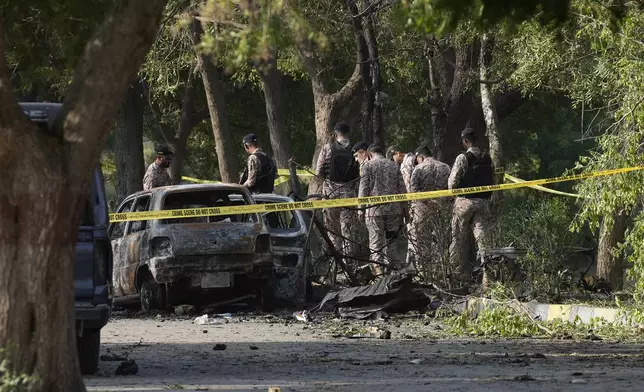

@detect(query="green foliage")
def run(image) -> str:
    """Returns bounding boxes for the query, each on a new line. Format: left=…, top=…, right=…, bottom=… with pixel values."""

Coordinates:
left=494, top=197, right=585, bottom=301
left=0, top=354, right=38, bottom=392
left=399, top=0, right=571, bottom=35
left=443, top=301, right=640, bottom=340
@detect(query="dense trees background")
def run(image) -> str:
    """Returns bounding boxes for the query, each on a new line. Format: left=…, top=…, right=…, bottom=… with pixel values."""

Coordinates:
left=2, top=0, right=644, bottom=389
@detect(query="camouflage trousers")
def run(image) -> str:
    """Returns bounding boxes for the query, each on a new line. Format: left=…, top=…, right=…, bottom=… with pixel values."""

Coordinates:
left=323, top=181, right=358, bottom=265
left=365, top=214, right=403, bottom=267
left=323, top=206, right=358, bottom=263
left=449, top=197, right=491, bottom=288
left=407, top=200, right=452, bottom=282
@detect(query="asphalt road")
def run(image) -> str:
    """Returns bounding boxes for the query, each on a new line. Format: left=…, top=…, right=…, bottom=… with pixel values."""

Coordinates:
left=84, top=312, right=644, bottom=392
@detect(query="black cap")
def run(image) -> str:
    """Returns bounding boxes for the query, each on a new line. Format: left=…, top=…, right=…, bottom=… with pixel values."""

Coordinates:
left=243, top=133, right=259, bottom=145
left=415, top=146, right=431, bottom=157
left=334, top=122, right=351, bottom=134
left=368, top=144, right=383, bottom=154
left=461, top=127, right=477, bottom=140
left=352, top=141, right=369, bottom=153
left=155, top=144, right=174, bottom=156
left=386, top=146, right=400, bottom=160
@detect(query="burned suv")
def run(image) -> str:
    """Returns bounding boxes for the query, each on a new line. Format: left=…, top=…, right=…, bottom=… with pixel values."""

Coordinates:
left=110, top=184, right=274, bottom=311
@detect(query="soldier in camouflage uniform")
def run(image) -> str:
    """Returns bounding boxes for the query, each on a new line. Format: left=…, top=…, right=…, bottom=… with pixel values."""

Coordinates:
left=407, top=146, right=451, bottom=280
left=358, top=145, right=407, bottom=273
left=240, top=133, right=277, bottom=194
left=387, top=146, right=416, bottom=192
left=143, top=145, right=173, bottom=190
left=316, top=122, right=361, bottom=263
left=448, top=128, right=495, bottom=289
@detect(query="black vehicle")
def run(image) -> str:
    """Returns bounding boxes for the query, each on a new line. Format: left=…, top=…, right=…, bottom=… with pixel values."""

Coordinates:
left=20, top=102, right=113, bottom=374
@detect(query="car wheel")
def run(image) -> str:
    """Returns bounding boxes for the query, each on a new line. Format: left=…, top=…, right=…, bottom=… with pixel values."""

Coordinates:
left=140, top=281, right=166, bottom=312
left=77, top=329, right=100, bottom=375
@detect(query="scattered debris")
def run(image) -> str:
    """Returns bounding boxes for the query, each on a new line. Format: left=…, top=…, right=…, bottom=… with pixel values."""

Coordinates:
left=571, top=379, right=588, bottom=384
left=370, top=326, right=391, bottom=339
left=175, top=305, right=196, bottom=316
left=202, top=330, right=208, bottom=334
left=514, top=374, right=535, bottom=381
left=409, top=359, right=424, bottom=365
left=115, top=359, right=139, bottom=376
left=294, top=310, right=312, bottom=322
left=584, top=333, right=602, bottom=341
left=100, top=353, right=127, bottom=362
left=528, top=353, right=546, bottom=359
left=194, top=314, right=224, bottom=325
left=249, top=346, right=259, bottom=350
left=213, top=344, right=227, bottom=351
left=311, top=273, right=435, bottom=320
left=572, top=372, right=584, bottom=376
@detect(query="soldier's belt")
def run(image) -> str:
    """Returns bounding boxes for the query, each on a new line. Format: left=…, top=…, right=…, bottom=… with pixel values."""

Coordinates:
left=108, top=165, right=644, bottom=223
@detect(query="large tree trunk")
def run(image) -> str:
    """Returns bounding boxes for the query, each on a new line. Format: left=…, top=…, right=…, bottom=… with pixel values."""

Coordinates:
left=191, top=18, right=238, bottom=183
left=0, top=1, right=165, bottom=391
left=425, top=38, right=524, bottom=165
left=169, top=70, right=204, bottom=184
left=256, top=51, right=292, bottom=169
left=114, top=80, right=145, bottom=204
left=596, top=210, right=629, bottom=290
left=297, top=38, right=362, bottom=195
left=479, top=34, right=504, bottom=214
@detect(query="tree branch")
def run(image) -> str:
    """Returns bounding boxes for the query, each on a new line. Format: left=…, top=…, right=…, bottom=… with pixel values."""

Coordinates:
left=331, top=63, right=362, bottom=108
left=297, top=42, right=328, bottom=96
left=61, top=0, right=167, bottom=180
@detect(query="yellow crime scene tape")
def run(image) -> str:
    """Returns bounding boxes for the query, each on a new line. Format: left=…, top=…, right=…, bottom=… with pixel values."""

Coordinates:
left=102, top=163, right=296, bottom=187
left=108, top=165, right=644, bottom=223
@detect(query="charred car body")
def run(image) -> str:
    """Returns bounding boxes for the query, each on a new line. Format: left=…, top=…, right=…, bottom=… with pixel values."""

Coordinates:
left=250, top=194, right=313, bottom=307
left=110, top=184, right=274, bottom=311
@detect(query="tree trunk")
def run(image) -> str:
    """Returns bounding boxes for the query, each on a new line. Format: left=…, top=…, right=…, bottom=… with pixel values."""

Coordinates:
left=256, top=51, right=292, bottom=169
left=169, top=70, right=203, bottom=184
left=361, top=0, right=384, bottom=147
left=347, top=0, right=374, bottom=144
left=114, top=80, right=145, bottom=204
left=191, top=18, right=238, bottom=183
left=596, top=210, right=629, bottom=290
left=297, top=38, right=362, bottom=195
left=479, top=34, right=504, bottom=214
left=0, top=1, right=165, bottom=390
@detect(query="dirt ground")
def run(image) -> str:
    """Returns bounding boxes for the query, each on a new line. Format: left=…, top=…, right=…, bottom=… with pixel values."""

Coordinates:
left=84, top=310, right=644, bottom=392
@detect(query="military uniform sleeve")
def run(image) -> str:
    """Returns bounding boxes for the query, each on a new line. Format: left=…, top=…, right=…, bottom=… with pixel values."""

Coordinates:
left=448, top=154, right=468, bottom=190
left=243, top=155, right=261, bottom=188
left=410, top=167, right=420, bottom=193
left=358, top=162, right=370, bottom=198
left=316, top=144, right=331, bottom=178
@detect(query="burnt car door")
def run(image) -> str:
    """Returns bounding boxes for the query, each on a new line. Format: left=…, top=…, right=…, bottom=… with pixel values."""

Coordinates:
left=118, top=194, right=152, bottom=296
left=109, top=197, right=135, bottom=298
left=258, top=199, right=312, bottom=306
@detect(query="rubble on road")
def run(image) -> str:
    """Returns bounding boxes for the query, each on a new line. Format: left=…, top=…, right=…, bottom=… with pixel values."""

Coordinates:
left=194, top=314, right=225, bottom=325
left=310, top=273, right=437, bottom=319
left=115, top=359, right=139, bottom=376
left=213, top=344, right=227, bottom=351
left=174, top=305, right=196, bottom=316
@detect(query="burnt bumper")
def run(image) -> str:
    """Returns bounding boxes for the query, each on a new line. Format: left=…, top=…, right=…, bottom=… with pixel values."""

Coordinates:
left=149, top=252, right=274, bottom=286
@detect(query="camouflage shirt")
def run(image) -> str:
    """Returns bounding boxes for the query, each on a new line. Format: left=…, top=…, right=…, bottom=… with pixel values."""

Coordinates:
left=448, top=147, right=485, bottom=191
left=359, top=154, right=406, bottom=217
left=242, top=147, right=264, bottom=189
left=316, top=138, right=358, bottom=199
left=410, top=158, right=451, bottom=193
left=143, top=162, right=171, bottom=190
left=400, top=153, right=416, bottom=192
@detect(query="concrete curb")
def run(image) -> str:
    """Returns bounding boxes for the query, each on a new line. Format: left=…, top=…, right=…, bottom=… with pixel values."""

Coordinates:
left=460, top=298, right=628, bottom=325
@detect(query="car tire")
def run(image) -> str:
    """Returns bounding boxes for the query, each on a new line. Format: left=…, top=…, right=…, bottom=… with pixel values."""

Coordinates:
left=77, top=329, right=100, bottom=375
left=140, top=281, right=166, bottom=312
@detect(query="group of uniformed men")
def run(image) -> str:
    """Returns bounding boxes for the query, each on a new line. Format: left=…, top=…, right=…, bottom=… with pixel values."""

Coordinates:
left=143, top=122, right=495, bottom=288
